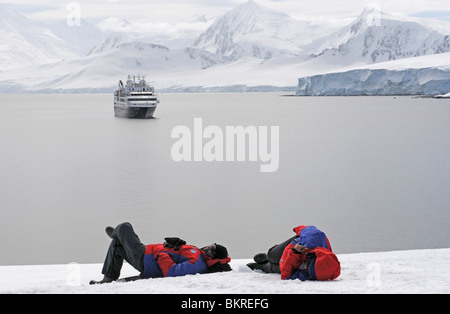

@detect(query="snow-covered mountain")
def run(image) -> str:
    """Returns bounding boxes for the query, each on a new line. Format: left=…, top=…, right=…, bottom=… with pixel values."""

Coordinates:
left=192, top=0, right=316, bottom=64
left=1, top=1, right=450, bottom=94
left=1, top=40, right=208, bottom=92
left=294, top=7, right=450, bottom=95
left=0, top=4, right=79, bottom=69
left=88, top=33, right=143, bottom=55
left=309, top=7, right=450, bottom=66
left=48, top=18, right=106, bottom=57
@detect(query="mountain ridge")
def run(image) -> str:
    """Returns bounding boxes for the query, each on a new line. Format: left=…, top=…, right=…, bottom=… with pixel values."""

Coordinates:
left=0, top=4, right=79, bottom=69
left=309, top=8, right=450, bottom=65
left=1, top=1, right=450, bottom=93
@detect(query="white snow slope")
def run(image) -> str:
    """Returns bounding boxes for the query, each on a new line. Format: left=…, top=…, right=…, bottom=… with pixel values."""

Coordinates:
left=1, top=249, right=449, bottom=294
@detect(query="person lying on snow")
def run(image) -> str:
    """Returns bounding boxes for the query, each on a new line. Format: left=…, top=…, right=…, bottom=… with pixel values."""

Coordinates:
left=247, top=225, right=340, bottom=281
left=90, top=222, right=231, bottom=285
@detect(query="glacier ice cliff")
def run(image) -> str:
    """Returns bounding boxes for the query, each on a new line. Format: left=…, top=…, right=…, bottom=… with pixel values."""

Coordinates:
left=296, top=67, right=450, bottom=96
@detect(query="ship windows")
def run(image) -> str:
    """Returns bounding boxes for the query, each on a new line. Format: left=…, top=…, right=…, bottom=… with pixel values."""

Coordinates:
left=127, top=98, right=157, bottom=101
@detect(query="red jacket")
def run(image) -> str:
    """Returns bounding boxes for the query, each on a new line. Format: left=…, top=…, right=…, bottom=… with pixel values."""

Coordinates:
left=280, top=225, right=340, bottom=281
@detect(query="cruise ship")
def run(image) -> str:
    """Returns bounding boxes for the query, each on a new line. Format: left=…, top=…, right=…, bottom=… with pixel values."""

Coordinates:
left=114, top=75, right=159, bottom=119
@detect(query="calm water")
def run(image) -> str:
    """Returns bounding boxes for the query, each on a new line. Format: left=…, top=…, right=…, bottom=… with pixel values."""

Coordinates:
left=0, top=93, right=449, bottom=266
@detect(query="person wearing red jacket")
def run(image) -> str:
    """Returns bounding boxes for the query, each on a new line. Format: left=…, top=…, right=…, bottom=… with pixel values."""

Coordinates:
left=247, top=225, right=340, bottom=281
left=90, top=222, right=231, bottom=285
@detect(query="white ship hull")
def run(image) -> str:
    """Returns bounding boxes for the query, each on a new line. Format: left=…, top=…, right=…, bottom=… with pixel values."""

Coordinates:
left=114, top=98, right=158, bottom=119
left=114, top=104, right=157, bottom=119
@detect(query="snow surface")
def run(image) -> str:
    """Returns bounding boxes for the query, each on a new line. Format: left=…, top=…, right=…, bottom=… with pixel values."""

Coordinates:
left=1, top=249, right=449, bottom=294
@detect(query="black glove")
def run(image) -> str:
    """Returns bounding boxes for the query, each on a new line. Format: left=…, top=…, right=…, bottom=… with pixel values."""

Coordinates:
left=163, top=237, right=186, bottom=251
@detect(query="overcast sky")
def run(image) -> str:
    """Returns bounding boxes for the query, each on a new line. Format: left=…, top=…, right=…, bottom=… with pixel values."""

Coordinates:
left=3, top=0, right=450, bottom=21
left=2, top=0, right=450, bottom=30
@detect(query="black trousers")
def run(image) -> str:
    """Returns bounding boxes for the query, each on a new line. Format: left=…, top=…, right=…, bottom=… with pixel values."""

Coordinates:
left=102, top=222, right=146, bottom=280
left=260, top=236, right=298, bottom=274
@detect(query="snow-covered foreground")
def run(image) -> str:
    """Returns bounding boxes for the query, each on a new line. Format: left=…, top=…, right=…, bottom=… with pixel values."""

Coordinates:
left=1, top=249, right=449, bottom=294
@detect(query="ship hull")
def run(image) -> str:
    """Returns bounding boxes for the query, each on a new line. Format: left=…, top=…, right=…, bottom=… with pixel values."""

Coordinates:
left=114, top=106, right=157, bottom=119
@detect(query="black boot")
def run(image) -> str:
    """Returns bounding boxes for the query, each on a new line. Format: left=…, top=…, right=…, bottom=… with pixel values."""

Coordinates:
left=105, top=226, right=115, bottom=239
left=89, top=276, right=115, bottom=285
left=253, top=253, right=268, bottom=264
